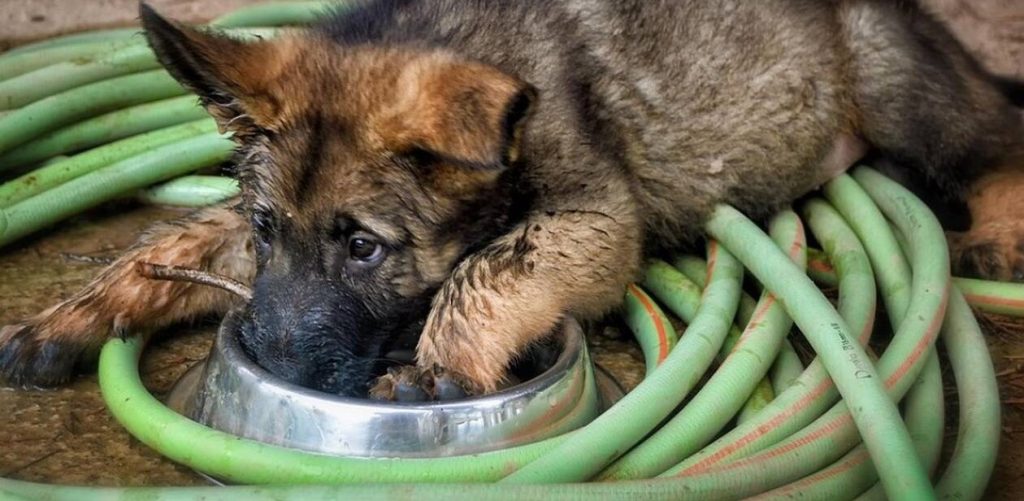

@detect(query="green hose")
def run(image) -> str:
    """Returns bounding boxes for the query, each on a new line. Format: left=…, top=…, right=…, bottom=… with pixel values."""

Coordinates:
left=0, top=169, right=1007, bottom=499
left=0, top=70, right=186, bottom=158
left=600, top=211, right=804, bottom=480
left=0, top=45, right=158, bottom=110
left=673, top=169, right=949, bottom=497
left=702, top=198, right=935, bottom=499
left=823, top=174, right=912, bottom=325
left=756, top=350, right=944, bottom=501
left=668, top=255, right=806, bottom=411
left=137, top=175, right=240, bottom=207
left=808, top=245, right=1024, bottom=319
left=0, top=38, right=143, bottom=81
left=0, top=120, right=219, bottom=208
left=0, top=1, right=334, bottom=61
left=211, top=1, right=338, bottom=27
left=754, top=179, right=945, bottom=498
left=737, top=212, right=808, bottom=421
left=933, top=288, right=1001, bottom=499
left=667, top=171, right=946, bottom=495
left=0, top=30, right=278, bottom=111
left=666, top=202, right=877, bottom=476
left=622, top=284, right=679, bottom=374
left=953, top=278, right=1024, bottom=317
left=768, top=342, right=804, bottom=395
left=500, top=243, right=744, bottom=483
left=0, top=133, right=233, bottom=247
left=0, top=97, right=209, bottom=170
left=0, top=2, right=1010, bottom=489
left=0, top=28, right=142, bottom=59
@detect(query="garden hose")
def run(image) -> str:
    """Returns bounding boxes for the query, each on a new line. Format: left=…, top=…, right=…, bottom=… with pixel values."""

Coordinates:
left=600, top=212, right=805, bottom=480
left=623, top=284, right=679, bottom=375
left=0, top=96, right=209, bottom=170
left=136, top=175, right=240, bottom=208
left=0, top=1, right=334, bottom=59
left=0, top=1, right=1015, bottom=499
left=0, top=120, right=219, bottom=208
left=0, top=167, right=1010, bottom=500
left=2, top=167, right=1002, bottom=501
left=666, top=254, right=807, bottom=420
left=754, top=181, right=940, bottom=498
left=0, top=69, right=187, bottom=156
left=663, top=196, right=877, bottom=482
left=0, top=29, right=278, bottom=111
left=0, top=133, right=234, bottom=247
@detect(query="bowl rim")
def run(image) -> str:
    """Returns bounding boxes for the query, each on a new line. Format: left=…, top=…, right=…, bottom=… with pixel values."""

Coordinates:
left=208, top=309, right=589, bottom=411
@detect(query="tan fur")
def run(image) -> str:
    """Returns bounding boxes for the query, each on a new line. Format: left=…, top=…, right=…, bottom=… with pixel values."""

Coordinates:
left=419, top=206, right=643, bottom=392
left=949, top=154, right=1024, bottom=281
left=0, top=204, right=252, bottom=384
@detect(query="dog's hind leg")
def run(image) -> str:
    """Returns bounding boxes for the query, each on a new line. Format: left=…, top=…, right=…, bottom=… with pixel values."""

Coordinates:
left=0, top=202, right=254, bottom=387
left=841, top=1, right=1024, bottom=281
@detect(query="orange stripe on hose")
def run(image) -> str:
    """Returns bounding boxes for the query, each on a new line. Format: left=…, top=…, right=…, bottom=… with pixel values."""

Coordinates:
left=734, top=295, right=776, bottom=349
left=697, top=412, right=854, bottom=474
left=751, top=449, right=870, bottom=498
left=677, top=375, right=836, bottom=475
left=628, top=284, right=670, bottom=365
left=963, top=293, right=1024, bottom=310
left=885, top=285, right=948, bottom=389
left=808, top=259, right=834, bottom=274
left=788, top=218, right=806, bottom=261
left=703, top=242, right=719, bottom=298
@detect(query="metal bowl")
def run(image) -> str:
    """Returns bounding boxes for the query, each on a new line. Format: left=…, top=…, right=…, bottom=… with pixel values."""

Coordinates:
left=167, top=311, right=611, bottom=458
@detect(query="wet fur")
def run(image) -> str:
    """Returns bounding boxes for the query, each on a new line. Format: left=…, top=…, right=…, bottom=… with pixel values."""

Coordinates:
left=1, top=0, right=1022, bottom=394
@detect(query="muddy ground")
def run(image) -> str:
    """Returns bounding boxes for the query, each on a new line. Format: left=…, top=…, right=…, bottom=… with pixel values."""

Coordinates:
left=1, top=0, right=1024, bottom=496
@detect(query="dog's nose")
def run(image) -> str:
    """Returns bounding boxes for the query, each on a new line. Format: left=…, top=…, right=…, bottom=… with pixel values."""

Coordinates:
left=235, top=270, right=380, bottom=395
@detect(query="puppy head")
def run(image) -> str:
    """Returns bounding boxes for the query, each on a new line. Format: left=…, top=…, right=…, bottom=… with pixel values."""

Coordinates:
left=140, top=5, right=536, bottom=396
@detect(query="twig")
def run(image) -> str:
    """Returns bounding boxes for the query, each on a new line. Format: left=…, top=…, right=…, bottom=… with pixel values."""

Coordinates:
left=60, top=252, right=116, bottom=265
left=136, top=262, right=252, bottom=301
left=1, top=449, right=59, bottom=476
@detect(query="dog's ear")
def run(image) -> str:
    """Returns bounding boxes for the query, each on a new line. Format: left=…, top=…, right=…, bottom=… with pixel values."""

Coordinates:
left=387, top=60, right=537, bottom=171
left=139, top=3, right=287, bottom=134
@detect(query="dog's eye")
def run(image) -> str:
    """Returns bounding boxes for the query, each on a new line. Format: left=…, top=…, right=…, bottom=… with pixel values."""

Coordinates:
left=348, top=235, right=384, bottom=264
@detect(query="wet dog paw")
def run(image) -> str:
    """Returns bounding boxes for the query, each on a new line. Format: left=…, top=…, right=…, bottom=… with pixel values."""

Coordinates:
left=949, top=221, right=1024, bottom=282
left=0, top=320, right=94, bottom=388
left=368, top=365, right=470, bottom=402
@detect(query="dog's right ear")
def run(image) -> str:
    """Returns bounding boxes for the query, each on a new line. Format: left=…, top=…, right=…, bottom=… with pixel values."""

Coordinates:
left=139, top=3, right=287, bottom=134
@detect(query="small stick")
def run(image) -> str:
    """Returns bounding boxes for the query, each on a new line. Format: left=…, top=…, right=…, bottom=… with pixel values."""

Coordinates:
left=136, top=262, right=252, bottom=301
left=61, top=252, right=117, bottom=265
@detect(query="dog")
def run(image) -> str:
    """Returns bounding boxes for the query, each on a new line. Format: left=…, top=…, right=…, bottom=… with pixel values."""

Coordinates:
left=1, top=0, right=1022, bottom=398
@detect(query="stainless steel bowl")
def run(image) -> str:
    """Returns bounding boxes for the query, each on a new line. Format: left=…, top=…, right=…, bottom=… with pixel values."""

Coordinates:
left=167, top=311, right=611, bottom=458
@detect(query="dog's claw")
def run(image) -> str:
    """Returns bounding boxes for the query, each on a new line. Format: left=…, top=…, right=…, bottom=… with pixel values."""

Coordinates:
left=433, top=374, right=469, bottom=400
left=368, top=365, right=474, bottom=402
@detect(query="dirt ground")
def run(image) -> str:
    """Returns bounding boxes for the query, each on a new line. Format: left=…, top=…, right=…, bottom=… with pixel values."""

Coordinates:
left=1, top=0, right=1024, bottom=496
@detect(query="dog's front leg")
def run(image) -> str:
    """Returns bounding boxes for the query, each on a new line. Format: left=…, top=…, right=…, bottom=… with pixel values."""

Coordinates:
left=0, top=202, right=254, bottom=386
left=417, top=191, right=643, bottom=394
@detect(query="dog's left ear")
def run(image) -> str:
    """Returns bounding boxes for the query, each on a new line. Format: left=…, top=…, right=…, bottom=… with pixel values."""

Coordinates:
left=139, top=3, right=288, bottom=134
left=388, top=60, right=537, bottom=170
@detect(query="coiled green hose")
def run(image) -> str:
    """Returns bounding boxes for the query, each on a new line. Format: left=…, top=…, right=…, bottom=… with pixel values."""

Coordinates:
left=0, top=1, right=1014, bottom=499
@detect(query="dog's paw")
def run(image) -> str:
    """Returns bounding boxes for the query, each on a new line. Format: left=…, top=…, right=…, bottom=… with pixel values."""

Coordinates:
left=0, top=303, right=110, bottom=388
left=368, top=365, right=471, bottom=402
left=949, top=220, right=1024, bottom=282
left=0, top=321, right=92, bottom=388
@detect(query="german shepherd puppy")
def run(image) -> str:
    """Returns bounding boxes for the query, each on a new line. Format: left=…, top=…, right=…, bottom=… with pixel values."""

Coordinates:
left=1, top=0, right=1022, bottom=398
